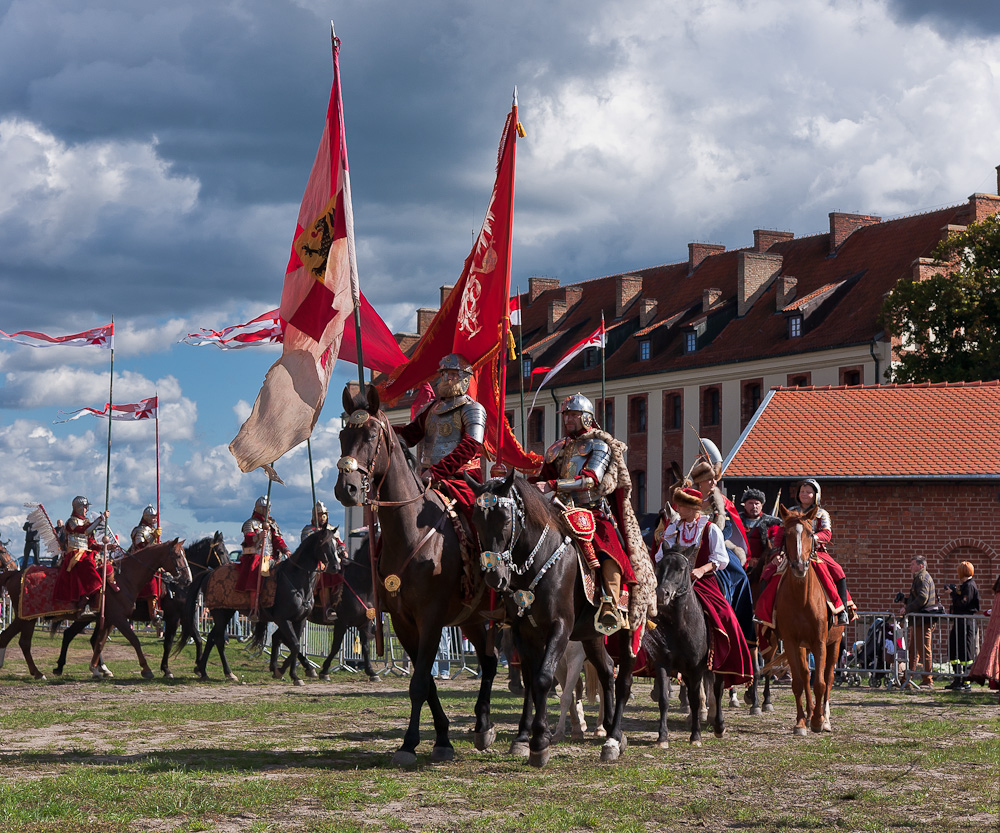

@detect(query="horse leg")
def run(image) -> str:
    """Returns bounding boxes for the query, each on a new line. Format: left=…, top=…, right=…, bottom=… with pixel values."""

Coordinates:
left=601, top=631, right=635, bottom=762
left=109, top=614, right=155, bottom=680
left=0, top=619, right=21, bottom=668
left=790, top=646, right=811, bottom=735
left=214, top=613, right=239, bottom=681
left=160, top=605, right=178, bottom=679
left=582, top=635, right=614, bottom=740
left=463, top=624, right=499, bottom=753
left=555, top=643, right=587, bottom=742
left=508, top=630, right=534, bottom=757
left=391, top=625, right=442, bottom=765
left=320, top=618, right=347, bottom=680
left=655, top=666, right=671, bottom=748
left=89, top=623, right=113, bottom=679
left=746, top=645, right=762, bottom=715
left=53, top=619, right=87, bottom=676
left=12, top=622, right=46, bottom=680
left=688, top=668, right=704, bottom=746
left=271, top=629, right=283, bottom=679
left=712, top=673, right=727, bottom=738
left=88, top=628, right=113, bottom=678
left=359, top=623, right=379, bottom=680
left=818, top=636, right=839, bottom=733
left=526, top=625, right=568, bottom=768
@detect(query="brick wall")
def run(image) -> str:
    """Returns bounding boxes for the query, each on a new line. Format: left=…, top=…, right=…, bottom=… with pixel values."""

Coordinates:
left=661, top=390, right=684, bottom=506
left=821, top=481, right=999, bottom=612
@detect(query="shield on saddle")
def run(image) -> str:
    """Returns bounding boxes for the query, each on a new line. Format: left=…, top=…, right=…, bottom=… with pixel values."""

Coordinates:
left=202, top=563, right=278, bottom=611
left=18, top=565, right=76, bottom=620
left=562, top=507, right=601, bottom=570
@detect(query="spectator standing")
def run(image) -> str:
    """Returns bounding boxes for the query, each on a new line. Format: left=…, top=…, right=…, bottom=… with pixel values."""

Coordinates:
left=21, top=519, right=40, bottom=569
left=969, top=574, right=1000, bottom=703
left=54, top=519, right=66, bottom=561
left=899, top=556, right=939, bottom=688
left=945, top=562, right=980, bottom=691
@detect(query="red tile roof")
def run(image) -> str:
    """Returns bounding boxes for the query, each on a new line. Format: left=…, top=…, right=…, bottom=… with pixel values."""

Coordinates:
left=724, top=382, right=1000, bottom=479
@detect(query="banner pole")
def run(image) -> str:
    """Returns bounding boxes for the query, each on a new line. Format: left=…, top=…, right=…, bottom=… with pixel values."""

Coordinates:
left=516, top=283, right=526, bottom=447
left=600, top=311, right=607, bottom=429
left=99, top=316, right=115, bottom=629
left=307, top=438, right=317, bottom=512
left=155, top=393, right=161, bottom=542
left=252, top=474, right=275, bottom=619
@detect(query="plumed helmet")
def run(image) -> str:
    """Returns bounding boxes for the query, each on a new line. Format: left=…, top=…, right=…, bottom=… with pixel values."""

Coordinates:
left=141, top=504, right=157, bottom=524
left=438, top=353, right=473, bottom=376
left=72, top=496, right=89, bottom=513
left=741, top=488, right=766, bottom=505
left=254, top=495, right=270, bottom=515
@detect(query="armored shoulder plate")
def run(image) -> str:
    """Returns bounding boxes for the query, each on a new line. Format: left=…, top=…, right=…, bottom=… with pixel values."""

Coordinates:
left=544, top=437, right=569, bottom=464
left=586, top=437, right=612, bottom=482
left=242, top=517, right=263, bottom=537
left=461, top=399, right=487, bottom=443
left=431, top=393, right=471, bottom=415
left=814, top=507, right=831, bottom=533
left=300, top=523, right=316, bottom=544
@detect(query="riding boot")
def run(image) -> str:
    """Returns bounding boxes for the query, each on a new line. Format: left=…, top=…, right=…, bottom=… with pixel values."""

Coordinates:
left=835, top=577, right=851, bottom=624
left=597, top=559, right=623, bottom=634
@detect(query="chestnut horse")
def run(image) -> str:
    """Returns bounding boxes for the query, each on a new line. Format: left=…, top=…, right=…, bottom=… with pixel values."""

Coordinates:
left=0, top=540, right=191, bottom=680
left=335, top=386, right=498, bottom=766
left=769, top=505, right=844, bottom=734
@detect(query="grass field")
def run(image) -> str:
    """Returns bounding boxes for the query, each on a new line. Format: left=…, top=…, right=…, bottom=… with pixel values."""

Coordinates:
left=0, top=633, right=997, bottom=832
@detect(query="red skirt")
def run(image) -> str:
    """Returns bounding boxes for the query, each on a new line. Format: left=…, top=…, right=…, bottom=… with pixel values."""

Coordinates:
left=53, top=550, right=111, bottom=603
left=693, top=571, right=754, bottom=685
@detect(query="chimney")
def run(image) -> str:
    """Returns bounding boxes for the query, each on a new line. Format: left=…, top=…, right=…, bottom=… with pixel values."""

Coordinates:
left=940, top=224, right=966, bottom=245
left=912, top=258, right=946, bottom=282
left=439, top=285, right=453, bottom=306
left=753, top=229, right=794, bottom=252
left=615, top=274, right=642, bottom=318
left=639, top=298, right=658, bottom=329
left=688, top=242, right=726, bottom=272
left=702, top=288, right=722, bottom=312
left=829, top=212, right=881, bottom=252
left=547, top=299, right=568, bottom=334
left=416, top=308, right=436, bottom=335
left=968, top=192, right=1000, bottom=223
left=528, top=276, right=560, bottom=304
left=737, top=251, right=783, bottom=316
left=776, top=276, right=798, bottom=310
left=560, top=286, right=583, bottom=309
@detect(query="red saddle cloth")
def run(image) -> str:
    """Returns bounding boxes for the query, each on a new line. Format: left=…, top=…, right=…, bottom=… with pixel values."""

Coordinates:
left=203, top=564, right=277, bottom=611
left=19, top=565, right=77, bottom=620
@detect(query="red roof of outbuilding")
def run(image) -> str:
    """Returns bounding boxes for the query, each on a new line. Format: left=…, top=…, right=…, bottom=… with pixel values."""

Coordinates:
left=724, top=382, right=1000, bottom=479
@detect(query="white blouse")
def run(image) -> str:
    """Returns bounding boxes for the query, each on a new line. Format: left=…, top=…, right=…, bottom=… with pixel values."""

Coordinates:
left=657, top=515, right=729, bottom=571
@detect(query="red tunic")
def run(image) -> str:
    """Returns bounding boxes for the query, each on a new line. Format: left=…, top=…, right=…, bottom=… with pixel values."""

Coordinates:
left=237, top=516, right=289, bottom=593
left=53, top=521, right=113, bottom=605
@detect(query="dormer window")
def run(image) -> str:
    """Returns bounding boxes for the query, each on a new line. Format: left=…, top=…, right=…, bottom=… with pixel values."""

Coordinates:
left=522, top=357, right=531, bottom=378
left=788, top=314, right=803, bottom=339
left=684, top=331, right=697, bottom=353
left=638, top=339, right=650, bottom=361
left=583, top=346, right=600, bottom=368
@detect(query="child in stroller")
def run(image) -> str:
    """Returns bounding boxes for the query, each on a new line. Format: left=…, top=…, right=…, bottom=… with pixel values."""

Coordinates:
left=837, top=616, right=907, bottom=688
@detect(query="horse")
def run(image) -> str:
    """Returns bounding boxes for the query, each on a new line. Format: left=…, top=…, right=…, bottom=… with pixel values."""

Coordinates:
left=187, top=528, right=337, bottom=685
left=334, top=385, right=498, bottom=766
left=745, top=538, right=778, bottom=714
left=49, top=532, right=230, bottom=680
left=467, top=471, right=630, bottom=766
left=0, top=540, right=191, bottom=680
left=768, top=505, right=845, bottom=735
left=644, top=548, right=724, bottom=747
left=259, top=539, right=380, bottom=681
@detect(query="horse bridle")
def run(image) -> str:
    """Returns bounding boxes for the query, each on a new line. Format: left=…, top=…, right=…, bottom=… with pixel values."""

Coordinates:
left=336, top=408, right=424, bottom=509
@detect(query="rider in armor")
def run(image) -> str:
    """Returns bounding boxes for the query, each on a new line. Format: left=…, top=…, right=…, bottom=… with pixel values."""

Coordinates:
left=53, top=495, right=118, bottom=611
left=237, top=495, right=291, bottom=618
left=129, top=505, right=161, bottom=620
left=533, top=393, right=637, bottom=635
left=739, top=488, right=780, bottom=573
left=301, top=500, right=344, bottom=624
left=756, top=479, right=857, bottom=650
left=393, top=353, right=487, bottom=516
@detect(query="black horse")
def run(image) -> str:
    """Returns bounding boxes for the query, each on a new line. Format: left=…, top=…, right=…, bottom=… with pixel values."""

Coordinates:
left=51, top=533, right=230, bottom=680
left=188, top=528, right=336, bottom=684
left=468, top=472, right=631, bottom=767
left=262, top=539, right=379, bottom=681
left=644, top=548, right=724, bottom=747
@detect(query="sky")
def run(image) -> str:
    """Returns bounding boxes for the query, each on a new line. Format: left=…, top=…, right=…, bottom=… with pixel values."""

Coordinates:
left=1, top=0, right=999, bottom=552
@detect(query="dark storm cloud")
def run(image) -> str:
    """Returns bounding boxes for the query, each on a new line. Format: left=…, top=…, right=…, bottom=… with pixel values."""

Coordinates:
left=885, top=0, right=1000, bottom=35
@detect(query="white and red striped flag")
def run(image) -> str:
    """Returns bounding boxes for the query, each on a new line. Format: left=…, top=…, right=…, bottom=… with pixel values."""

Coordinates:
left=181, top=311, right=282, bottom=349
left=528, top=322, right=605, bottom=414
left=55, top=396, right=158, bottom=423
left=0, top=322, right=113, bottom=350
left=508, top=295, right=521, bottom=326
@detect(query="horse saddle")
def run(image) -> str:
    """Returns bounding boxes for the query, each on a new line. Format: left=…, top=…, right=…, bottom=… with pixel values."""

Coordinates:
left=575, top=551, right=630, bottom=616
left=203, top=564, right=277, bottom=611
left=18, top=565, right=76, bottom=621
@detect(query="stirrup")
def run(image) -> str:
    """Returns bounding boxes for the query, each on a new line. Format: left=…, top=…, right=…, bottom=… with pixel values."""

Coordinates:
left=836, top=610, right=849, bottom=625
left=595, top=595, right=622, bottom=636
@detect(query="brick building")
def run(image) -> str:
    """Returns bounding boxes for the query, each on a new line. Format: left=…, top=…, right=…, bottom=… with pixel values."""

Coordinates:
left=722, top=382, right=1000, bottom=612
left=381, top=168, right=1000, bottom=527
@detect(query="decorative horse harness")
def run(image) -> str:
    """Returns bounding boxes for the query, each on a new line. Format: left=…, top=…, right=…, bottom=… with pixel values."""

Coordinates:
left=475, top=487, right=572, bottom=624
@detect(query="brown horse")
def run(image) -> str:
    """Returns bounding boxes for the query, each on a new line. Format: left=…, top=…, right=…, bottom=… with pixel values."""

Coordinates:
left=769, top=506, right=844, bottom=735
left=0, top=540, right=191, bottom=680
left=335, top=385, right=498, bottom=766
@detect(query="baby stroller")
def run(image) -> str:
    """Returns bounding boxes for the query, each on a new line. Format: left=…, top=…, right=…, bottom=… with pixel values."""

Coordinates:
left=856, top=616, right=907, bottom=688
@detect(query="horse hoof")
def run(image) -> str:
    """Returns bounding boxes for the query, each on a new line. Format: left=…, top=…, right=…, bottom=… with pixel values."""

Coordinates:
left=392, top=750, right=419, bottom=767
left=822, top=722, right=832, bottom=733
left=366, top=674, right=380, bottom=683
left=52, top=667, right=63, bottom=676
left=594, top=727, right=607, bottom=739
left=320, top=674, right=331, bottom=682
left=744, top=689, right=754, bottom=706
left=272, top=670, right=282, bottom=680
left=714, top=728, right=726, bottom=739
left=293, top=678, right=305, bottom=687
left=474, top=727, right=496, bottom=751
left=764, top=703, right=774, bottom=713
left=509, top=741, right=530, bottom=758
left=529, top=748, right=551, bottom=768
left=431, top=745, right=455, bottom=763
left=656, top=739, right=670, bottom=749
left=227, top=673, right=239, bottom=682
left=163, top=671, right=174, bottom=680
left=749, top=706, right=761, bottom=716
left=690, top=739, right=702, bottom=747
left=90, top=667, right=103, bottom=680
left=306, top=668, right=318, bottom=679
left=141, top=669, right=154, bottom=680
left=33, top=672, right=47, bottom=681
left=600, top=738, right=622, bottom=762
left=793, top=726, right=808, bottom=736
left=728, top=692, right=739, bottom=708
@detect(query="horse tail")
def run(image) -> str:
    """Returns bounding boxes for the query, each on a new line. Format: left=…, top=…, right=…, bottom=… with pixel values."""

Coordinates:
left=248, top=618, right=269, bottom=653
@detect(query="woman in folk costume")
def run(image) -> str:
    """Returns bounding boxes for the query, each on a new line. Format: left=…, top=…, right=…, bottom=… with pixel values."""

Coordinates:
left=655, top=487, right=753, bottom=685
left=969, top=573, right=1000, bottom=703
left=756, top=478, right=856, bottom=651
left=53, top=495, right=118, bottom=610
left=689, top=454, right=755, bottom=649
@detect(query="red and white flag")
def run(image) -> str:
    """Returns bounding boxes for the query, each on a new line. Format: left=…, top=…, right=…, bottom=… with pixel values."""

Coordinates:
left=56, top=396, right=158, bottom=423
left=528, top=322, right=605, bottom=414
left=230, top=31, right=359, bottom=477
left=181, top=311, right=283, bottom=349
left=508, top=295, right=521, bottom=326
left=0, top=322, right=113, bottom=350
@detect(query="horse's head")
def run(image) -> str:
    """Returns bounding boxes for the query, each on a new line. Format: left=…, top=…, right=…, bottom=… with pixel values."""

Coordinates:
left=468, top=469, right=519, bottom=593
left=163, top=538, right=192, bottom=587
left=335, top=385, right=392, bottom=507
left=300, top=527, right=337, bottom=571
left=654, top=548, right=692, bottom=613
left=778, top=504, right=818, bottom=578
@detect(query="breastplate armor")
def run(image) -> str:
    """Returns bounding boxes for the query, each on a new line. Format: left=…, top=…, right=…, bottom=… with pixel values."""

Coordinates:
left=242, top=516, right=272, bottom=557
left=546, top=436, right=610, bottom=508
left=131, top=522, right=156, bottom=551
left=418, top=395, right=484, bottom=470
left=66, top=515, right=91, bottom=550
